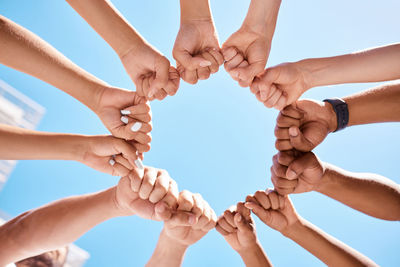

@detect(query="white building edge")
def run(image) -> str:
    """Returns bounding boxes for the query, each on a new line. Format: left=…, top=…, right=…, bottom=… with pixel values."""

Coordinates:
left=0, top=79, right=90, bottom=266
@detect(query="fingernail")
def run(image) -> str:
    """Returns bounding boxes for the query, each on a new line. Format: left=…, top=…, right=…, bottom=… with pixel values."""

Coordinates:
left=188, top=215, right=196, bottom=225
left=121, top=110, right=131, bottom=115
left=287, top=170, right=297, bottom=179
left=244, top=203, right=253, bottom=209
left=131, top=122, right=142, bottom=132
left=134, top=158, right=144, bottom=170
left=289, top=127, right=298, bottom=137
left=121, top=116, right=129, bottom=124
left=200, top=61, right=212, bottom=67
left=109, top=159, right=115, bottom=166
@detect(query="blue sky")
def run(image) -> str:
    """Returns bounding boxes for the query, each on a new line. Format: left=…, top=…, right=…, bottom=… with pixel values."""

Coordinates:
left=1, top=0, right=400, bottom=266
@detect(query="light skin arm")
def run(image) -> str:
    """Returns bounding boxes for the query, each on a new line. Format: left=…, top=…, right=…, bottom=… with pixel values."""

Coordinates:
left=216, top=203, right=272, bottom=267
left=245, top=190, right=378, bottom=267
left=66, top=0, right=179, bottom=100
left=222, top=0, right=281, bottom=87
left=0, top=167, right=179, bottom=265
left=252, top=43, right=400, bottom=109
left=0, top=124, right=140, bottom=176
left=274, top=82, right=400, bottom=152
left=271, top=151, right=400, bottom=221
left=146, top=190, right=217, bottom=267
left=0, top=15, right=152, bottom=149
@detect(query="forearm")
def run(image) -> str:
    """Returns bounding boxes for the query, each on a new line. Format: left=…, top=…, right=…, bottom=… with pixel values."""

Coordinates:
left=0, top=124, right=87, bottom=161
left=146, top=229, right=188, bottom=267
left=242, top=0, right=281, bottom=37
left=0, top=15, right=106, bottom=111
left=283, top=218, right=377, bottom=267
left=0, top=187, right=120, bottom=265
left=237, top=242, right=273, bottom=267
left=343, top=82, right=400, bottom=126
left=315, top=163, right=400, bottom=221
left=66, top=0, right=145, bottom=57
left=180, top=0, right=213, bottom=22
left=299, top=43, right=400, bottom=88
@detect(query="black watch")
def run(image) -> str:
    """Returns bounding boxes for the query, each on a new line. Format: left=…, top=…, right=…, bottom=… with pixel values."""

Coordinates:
left=323, top=98, right=349, bottom=132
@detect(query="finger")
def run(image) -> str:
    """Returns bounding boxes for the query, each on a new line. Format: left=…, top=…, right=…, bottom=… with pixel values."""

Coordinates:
left=129, top=141, right=151, bottom=154
left=274, top=95, right=288, bottom=111
left=222, top=47, right=238, bottom=61
left=286, top=152, right=319, bottom=180
left=161, top=179, right=179, bottom=209
left=254, top=190, right=271, bottom=210
left=275, top=186, right=295, bottom=196
left=276, top=113, right=301, bottom=128
left=174, top=50, right=211, bottom=71
left=153, top=89, right=168, bottom=101
left=134, top=76, right=145, bottom=97
left=112, top=138, right=139, bottom=166
left=154, top=201, right=173, bottom=221
left=236, top=202, right=251, bottom=222
left=181, top=69, right=198, bottom=85
left=149, top=170, right=170, bottom=203
left=149, top=57, right=170, bottom=97
left=163, top=66, right=180, bottom=96
left=223, top=209, right=236, bottom=228
left=232, top=63, right=265, bottom=87
left=234, top=213, right=252, bottom=233
left=138, top=167, right=157, bottom=199
left=197, top=67, right=211, bottom=80
left=271, top=172, right=298, bottom=189
left=274, top=126, right=290, bottom=140
left=277, top=151, right=296, bottom=167
left=288, top=126, right=315, bottom=152
left=244, top=202, right=271, bottom=225
left=266, top=190, right=280, bottom=210
left=203, top=206, right=217, bottom=232
left=168, top=211, right=197, bottom=226
left=281, top=104, right=303, bottom=119
left=208, top=48, right=224, bottom=66
left=121, top=102, right=151, bottom=117
left=217, top=217, right=236, bottom=232
left=114, top=154, right=134, bottom=170
left=264, top=87, right=282, bottom=108
left=216, top=224, right=230, bottom=236
left=178, top=190, right=194, bottom=211
left=278, top=194, right=286, bottom=210
left=129, top=168, right=143, bottom=192
left=272, top=155, right=288, bottom=177
left=250, top=78, right=261, bottom=95
left=195, top=205, right=212, bottom=230
left=202, top=51, right=219, bottom=73
left=192, top=193, right=205, bottom=218
left=109, top=159, right=130, bottom=177
left=275, top=139, right=293, bottom=151
left=224, top=53, right=245, bottom=73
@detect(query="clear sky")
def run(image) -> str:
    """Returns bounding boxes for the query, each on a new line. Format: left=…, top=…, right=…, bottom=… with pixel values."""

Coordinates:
left=0, top=0, right=400, bottom=266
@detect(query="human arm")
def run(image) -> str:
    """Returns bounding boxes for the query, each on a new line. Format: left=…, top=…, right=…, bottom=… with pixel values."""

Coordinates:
left=271, top=151, right=400, bottom=221
left=216, top=202, right=272, bottom=267
left=0, top=166, right=178, bottom=265
left=245, top=190, right=378, bottom=267
left=173, top=0, right=224, bottom=85
left=0, top=15, right=152, bottom=149
left=252, top=43, right=400, bottom=109
left=146, top=190, right=217, bottom=267
left=0, top=124, right=142, bottom=176
left=222, top=0, right=281, bottom=87
left=274, top=82, right=400, bottom=152
left=66, top=0, right=180, bottom=100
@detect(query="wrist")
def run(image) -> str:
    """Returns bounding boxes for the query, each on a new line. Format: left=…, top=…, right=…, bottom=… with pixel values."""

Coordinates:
left=321, top=100, right=338, bottom=133
left=180, top=0, right=213, bottom=22
left=314, top=163, right=334, bottom=194
left=281, top=217, right=305, bottom=239
left=242, top=0, right=281, bottom=37
left=236, top=240, right=263, bottom=256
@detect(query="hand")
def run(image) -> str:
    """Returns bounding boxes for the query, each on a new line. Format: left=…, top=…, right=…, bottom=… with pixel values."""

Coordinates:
left=251, top=62, right=312, bottom=110
left=121, top=43, right=180, bottom=101
left=94, top=86, right=152, bottom=153
left=216, top=202, right=258, bottom=252
left=245, top=189, right=299, bottom=235
left=271, top=151, right=325, bottom=195
left=274, top=99, right=337, bottom=152
left=222, top=26, right=271, bottom=87
left=114, top=167, right=179, bottom=219
left=79, top=135, right=140, bottom=176
left=173, top=19, right=224, bottom=85
left=163, top=190, right=217, bottom=247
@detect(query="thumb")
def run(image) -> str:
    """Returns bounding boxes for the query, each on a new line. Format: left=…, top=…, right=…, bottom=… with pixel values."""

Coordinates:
left=288, top=126, right=314, bottom=152
left=286, top=152, right=317, bottom=180
left=232, top=63, right=264, bottom=87
left=175, top=50, right=211, bottom=70
left=149, top=58, right=170, bottom=97
left=234, top=213, right=251, bottom=233
left=167, top=211, right=197, bottom=226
